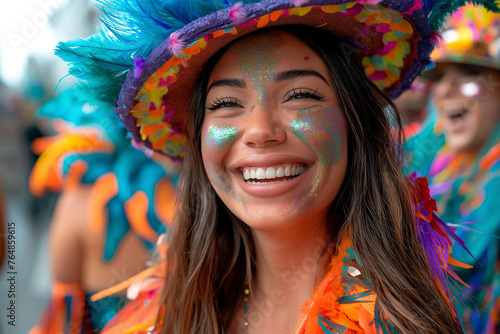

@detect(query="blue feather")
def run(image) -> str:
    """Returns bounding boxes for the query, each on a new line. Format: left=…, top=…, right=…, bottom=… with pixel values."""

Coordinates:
left=318, top=312, right=349, bottom=333
left=337, top=291, right=375, bottom=304
left=55, top=0, right=259, bottom=104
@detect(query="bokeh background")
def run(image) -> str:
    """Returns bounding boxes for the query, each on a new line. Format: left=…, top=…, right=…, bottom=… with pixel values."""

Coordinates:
left=0, top=1, right=98, bottom=332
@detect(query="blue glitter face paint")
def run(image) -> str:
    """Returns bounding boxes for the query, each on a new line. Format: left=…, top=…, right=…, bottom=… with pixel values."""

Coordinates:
left=207, top=124, right=238, bottom=149
left=290, top=105, right=347, bottom=206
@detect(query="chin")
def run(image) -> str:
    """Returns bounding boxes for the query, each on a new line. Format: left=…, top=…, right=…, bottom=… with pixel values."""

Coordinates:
left=236, top=203, right=328, bottom=231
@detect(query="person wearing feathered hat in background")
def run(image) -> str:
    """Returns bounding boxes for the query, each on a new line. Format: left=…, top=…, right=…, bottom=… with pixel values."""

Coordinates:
left=50, top=0, right=500, bottom=333
left=28, top=89, right=178, bottom=333
left=407, top=3, right=500, bottom=333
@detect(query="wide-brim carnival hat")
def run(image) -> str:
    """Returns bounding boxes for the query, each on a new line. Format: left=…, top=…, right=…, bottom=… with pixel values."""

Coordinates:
left=57, top=0, right=500, bottom=163
left=430, top=3, right=500, bottom=69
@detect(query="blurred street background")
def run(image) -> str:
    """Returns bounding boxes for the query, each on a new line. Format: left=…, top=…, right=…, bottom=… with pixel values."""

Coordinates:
left=0, top=1, right=97, bottom=332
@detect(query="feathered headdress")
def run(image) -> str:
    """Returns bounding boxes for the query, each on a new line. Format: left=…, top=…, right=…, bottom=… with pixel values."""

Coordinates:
left=430, top=2, right=500, bottom=68
left=30, top=89, right=178, bottom=260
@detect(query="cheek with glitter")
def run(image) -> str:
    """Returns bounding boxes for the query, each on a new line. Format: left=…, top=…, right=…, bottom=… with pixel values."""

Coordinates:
left=290, top=106, right=347, bottom=204
left=202, top=123, right=248, bottom=209
left=206, top=124, right=238, bottom=149
left=202, top=124, right=236, bottom=195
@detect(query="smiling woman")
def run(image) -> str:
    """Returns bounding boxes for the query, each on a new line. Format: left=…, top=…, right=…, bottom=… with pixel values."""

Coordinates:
left=200, top=30, right=347, bottom=229
left=50, top=0, right=500, bottom=333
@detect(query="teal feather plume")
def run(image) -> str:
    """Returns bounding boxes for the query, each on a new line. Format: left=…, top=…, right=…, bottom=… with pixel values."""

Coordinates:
left=56, top=35, right=134, bottom=104
left=336, top=290, right=375, bottom=304
left=56, top=0, right=258, bottom=103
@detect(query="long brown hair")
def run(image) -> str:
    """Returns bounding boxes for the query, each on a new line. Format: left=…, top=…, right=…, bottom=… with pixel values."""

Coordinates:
left=160, top=26, right=463, bottom=333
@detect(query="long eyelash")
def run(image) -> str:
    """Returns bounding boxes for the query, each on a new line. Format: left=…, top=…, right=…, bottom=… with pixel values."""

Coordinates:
left=205, top=97, right=239, bottom=111
left=288, top=87, right=325, bottom=100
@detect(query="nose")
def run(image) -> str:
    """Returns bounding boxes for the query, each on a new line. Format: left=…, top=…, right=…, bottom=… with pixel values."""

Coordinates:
left=241, top=107, right=286, bottom=148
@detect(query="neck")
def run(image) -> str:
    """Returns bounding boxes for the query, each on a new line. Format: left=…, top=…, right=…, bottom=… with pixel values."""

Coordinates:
left=250, top=217, right=332, bottom=308
left=230, top=216, right=336, bottom=334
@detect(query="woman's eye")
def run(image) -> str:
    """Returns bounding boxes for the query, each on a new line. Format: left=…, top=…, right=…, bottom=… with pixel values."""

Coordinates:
left=286, top=88, right=324, bottom=101
left=205, top=97, right=241, bottom=111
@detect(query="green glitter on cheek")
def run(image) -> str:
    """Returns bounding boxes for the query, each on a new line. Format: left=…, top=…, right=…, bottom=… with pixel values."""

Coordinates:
left=290, top=106, right=347, bottom=206
left=202, top=123, right=247, bottom=211
left=207, top=124, right=238, bottom=149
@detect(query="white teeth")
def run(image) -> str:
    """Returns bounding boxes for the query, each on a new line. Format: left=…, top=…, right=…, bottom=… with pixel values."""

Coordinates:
left=256, top=168, right=266, bottom=179
left=247, top=179, right=293, bottom=185
left=276, top=167, right=284, bottom=178
left=265, top=167, right=276, bottom=179
left=242, top=164, right=305, bottom=182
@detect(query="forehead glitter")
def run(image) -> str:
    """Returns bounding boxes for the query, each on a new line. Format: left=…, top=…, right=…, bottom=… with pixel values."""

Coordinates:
left=290, top=106, right=347, bottom=207
left=233, top=34, right=279, bottom=104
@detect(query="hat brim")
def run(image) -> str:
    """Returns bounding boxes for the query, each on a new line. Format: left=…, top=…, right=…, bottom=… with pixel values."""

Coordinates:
left=116, top=0, right=433, bottom=159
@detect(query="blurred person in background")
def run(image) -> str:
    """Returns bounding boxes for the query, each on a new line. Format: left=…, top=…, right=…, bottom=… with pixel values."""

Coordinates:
left=407, top=4, right=500, bottom=332
left=393, top=76, right=434, bottom=136
left=0, top=1, right=104, bottom=333
left=28, top=90, right=178, bottom=333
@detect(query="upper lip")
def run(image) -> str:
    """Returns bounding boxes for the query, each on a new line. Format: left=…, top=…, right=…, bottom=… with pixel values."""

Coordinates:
left=229, top=154, right=314, bottom=174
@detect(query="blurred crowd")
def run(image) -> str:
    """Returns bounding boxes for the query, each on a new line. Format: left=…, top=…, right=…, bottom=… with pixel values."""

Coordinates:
left=0, top=1, right=499, bottom=333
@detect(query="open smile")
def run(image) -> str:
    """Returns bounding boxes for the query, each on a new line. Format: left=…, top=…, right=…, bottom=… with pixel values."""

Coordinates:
left=228, top=155, right=314, bottom=197
left=242, top=163, right=305, bottom=185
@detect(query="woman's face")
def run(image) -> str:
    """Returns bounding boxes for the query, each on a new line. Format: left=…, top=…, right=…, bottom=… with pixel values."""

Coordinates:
left=433, top=63, right=500, bottom=153
left=200, top=30, right=348, bottom=230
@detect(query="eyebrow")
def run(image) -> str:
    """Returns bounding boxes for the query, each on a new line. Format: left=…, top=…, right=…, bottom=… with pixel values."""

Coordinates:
left=207, top=78, right=246, bottom=92
left=274, top=70, right=330, bottom=86
left=206, top=69, right=330, bottom=92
